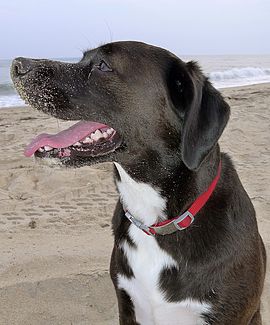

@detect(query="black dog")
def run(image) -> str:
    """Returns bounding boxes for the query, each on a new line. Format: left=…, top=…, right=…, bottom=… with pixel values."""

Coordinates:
left=11, top=41, right=266, bottom=324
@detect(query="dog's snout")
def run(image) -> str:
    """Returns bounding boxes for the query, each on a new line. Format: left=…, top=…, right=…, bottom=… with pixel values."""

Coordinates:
left=12, top=57, right=34, bottom=77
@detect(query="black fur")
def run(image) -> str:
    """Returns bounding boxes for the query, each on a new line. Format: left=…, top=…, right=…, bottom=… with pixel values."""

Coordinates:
left=11, top=41, right=266, bottom=325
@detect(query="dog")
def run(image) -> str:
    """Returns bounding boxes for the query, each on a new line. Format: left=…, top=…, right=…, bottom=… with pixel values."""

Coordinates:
left=11, top=41, right=266, bottom=325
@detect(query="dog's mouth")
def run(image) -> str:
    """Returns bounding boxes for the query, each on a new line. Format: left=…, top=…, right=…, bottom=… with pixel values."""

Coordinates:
left=24, top=121, right=123, bottom=161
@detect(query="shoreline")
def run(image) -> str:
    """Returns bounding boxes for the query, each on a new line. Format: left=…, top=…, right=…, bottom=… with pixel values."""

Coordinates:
left=0, top=82, right=269, bottom=324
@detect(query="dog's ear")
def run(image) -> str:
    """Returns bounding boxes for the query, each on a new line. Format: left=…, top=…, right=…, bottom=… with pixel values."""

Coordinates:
left=167, top=59, right=230, bottom=170
left=182, top=61, right=230, bottom=170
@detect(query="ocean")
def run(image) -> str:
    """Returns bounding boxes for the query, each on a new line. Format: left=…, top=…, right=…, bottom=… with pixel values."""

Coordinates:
left=1, top=55, right=270, bottom=108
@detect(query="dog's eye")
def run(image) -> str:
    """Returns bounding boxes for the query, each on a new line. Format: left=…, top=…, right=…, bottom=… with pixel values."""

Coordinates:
left=88, top=60, right=112, bottom=79
left=98, top=60, right=112, bottom=72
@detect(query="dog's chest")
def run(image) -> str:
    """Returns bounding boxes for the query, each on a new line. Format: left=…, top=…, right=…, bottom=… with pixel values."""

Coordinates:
left=118, top=227, right=210, bottom=325
left=114, top=163, right=210, bottom=325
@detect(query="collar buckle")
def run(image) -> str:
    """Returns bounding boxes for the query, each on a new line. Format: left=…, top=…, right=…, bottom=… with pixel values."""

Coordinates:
left=173, top=211, right=194, bottom=230
left=125, top=211, right=156, bottom=236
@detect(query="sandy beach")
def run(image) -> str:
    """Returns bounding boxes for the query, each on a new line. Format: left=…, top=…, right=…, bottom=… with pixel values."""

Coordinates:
left=0, top=83, right=269, bottom=324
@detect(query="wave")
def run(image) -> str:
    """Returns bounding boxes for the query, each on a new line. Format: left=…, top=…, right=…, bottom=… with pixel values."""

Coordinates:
left=0, top=83, right=16, bottom=95
left=209, top=67, right=270, bottom=88
left=0, top=82, right=25, bottom=107
left=0, top=81, right=26, bottom=107
left=0, top=95, right=25, bottom=108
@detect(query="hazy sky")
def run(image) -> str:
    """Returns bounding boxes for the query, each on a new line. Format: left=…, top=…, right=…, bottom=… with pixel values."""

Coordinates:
left=1, top=0, right=270, bottom=59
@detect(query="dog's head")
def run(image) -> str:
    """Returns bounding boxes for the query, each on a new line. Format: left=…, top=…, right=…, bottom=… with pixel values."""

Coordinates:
left=11, top=41, right=229, bottom=175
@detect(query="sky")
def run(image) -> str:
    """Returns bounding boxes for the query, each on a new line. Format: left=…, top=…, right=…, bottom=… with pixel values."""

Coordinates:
left=1, top=0, right=270, bottom=59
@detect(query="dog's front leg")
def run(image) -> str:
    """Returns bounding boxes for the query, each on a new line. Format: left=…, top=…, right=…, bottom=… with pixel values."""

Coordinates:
left=116, top=288, right=139, bottom=325
left=110, top=244, right=139, bottom=325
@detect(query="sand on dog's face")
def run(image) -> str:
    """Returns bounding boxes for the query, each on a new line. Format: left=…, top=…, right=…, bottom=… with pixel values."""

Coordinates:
left=10, top=52, right=127, bottom=169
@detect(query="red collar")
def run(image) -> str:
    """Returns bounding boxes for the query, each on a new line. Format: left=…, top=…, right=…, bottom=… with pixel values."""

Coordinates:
left=124, top=161, right=222, bottom=236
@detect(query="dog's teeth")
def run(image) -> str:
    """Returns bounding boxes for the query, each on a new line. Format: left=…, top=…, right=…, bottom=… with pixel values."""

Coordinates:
left=38, top=148, right=44, bottom=152
left=44, top=145, right=53, bottom=151
left=95, top=129, right=102, bottom=135
left=73, top=141, right=82, bottom=146
left=95, top=129, right=103, bottom=137
left=82, top=137, right=93, bottom=144
left=107, top=128, right=113, bottom=135
left=91, top=129, right=102, bottom=141
left=103, top=132, right=108, bottom=138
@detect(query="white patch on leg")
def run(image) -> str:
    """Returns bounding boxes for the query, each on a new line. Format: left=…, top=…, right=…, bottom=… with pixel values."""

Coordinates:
left=114, top=163, right=211, bottom=324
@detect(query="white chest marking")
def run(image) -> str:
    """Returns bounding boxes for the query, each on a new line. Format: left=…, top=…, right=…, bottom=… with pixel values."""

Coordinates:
left=114, top=162, right=167, bottom=225
left=114, top=163, right=211, bottom=325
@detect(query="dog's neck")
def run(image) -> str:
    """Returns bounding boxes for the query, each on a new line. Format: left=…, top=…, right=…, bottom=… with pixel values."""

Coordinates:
left=113, top=147, right=221, bottom=226
left=114, top=162, right=167, bottom=225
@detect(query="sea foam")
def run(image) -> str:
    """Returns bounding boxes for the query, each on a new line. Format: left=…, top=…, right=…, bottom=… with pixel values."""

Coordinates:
left=209, top=67, right=270, bottom=88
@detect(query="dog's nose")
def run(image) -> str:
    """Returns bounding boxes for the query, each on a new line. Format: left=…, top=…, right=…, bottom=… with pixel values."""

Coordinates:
left=12, top=57, right=34, bottom=77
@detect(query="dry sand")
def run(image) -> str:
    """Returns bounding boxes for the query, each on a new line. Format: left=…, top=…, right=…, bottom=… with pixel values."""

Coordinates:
left=0, top=83, right=269, bottom=324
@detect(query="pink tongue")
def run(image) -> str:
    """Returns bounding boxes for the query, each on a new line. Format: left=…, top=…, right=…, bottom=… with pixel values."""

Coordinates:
left=24, top=121, right=108, bottom=157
